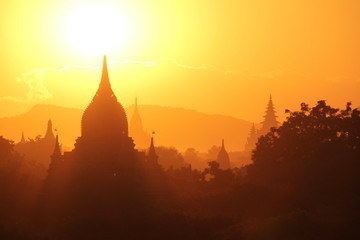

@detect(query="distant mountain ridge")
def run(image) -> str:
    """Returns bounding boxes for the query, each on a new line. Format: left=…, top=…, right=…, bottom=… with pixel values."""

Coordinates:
left=0, top=104, right=253, bottom=152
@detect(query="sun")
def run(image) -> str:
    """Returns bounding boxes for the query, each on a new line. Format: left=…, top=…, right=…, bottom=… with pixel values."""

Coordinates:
left=65, top=4, right=130, bottom=55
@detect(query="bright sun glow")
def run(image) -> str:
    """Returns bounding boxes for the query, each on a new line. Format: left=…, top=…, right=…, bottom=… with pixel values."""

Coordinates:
left=65, top=4, right=130, bottom=55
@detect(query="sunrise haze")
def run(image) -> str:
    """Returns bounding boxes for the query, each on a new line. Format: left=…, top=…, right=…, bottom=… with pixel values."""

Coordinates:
left=1, top=0, right=359, bottom=122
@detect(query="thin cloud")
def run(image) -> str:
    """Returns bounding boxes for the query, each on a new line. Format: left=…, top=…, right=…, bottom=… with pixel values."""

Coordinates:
left=0, top=64, right=101, bottom=103
left=114, top=57, right=238, bottom=74
left=150, top=57, right=238, bottom=74
left=0, top=58, right=238, bottom=104
left=17, top=69, right=53, bottom=101
left=116, top=60, right=157, bottom=67
left=247, top=69, right=286, bottom=79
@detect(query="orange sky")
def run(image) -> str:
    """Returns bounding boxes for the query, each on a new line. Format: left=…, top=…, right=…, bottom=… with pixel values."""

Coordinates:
left=1, top=0, right=360, bottom=122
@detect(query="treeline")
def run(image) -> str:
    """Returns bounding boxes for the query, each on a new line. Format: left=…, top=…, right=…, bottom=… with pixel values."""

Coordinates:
left=0, top=101, right=359, bottom=239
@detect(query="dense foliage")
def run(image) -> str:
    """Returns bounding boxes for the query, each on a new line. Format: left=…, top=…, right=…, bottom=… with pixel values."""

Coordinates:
left=0, top=101, right=359, bottom=239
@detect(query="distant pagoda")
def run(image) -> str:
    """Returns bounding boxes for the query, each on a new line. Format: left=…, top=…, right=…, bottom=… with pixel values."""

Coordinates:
left=20, top=131, right=26, bottom=144
left=244, top=123, right=257, bottom=153
left=258, top=95, right=279, bottom=136
left=244, top=95, right=279, bottom=153
left=217, top=139, right=231, bottom=169
left=129, top=97, right=149, bottom=149
left=146, top=133, right=159, bottom=165
left=44, top=120, right=55, bottom=141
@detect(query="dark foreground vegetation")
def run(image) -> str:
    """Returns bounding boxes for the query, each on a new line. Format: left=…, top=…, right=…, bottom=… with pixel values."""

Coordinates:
left=0, top=101, right=359, bottom=240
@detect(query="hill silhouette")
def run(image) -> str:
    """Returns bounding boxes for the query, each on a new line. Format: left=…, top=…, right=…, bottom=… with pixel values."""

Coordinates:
left=0, top=105, right=82, bottom=151
left=0, top=104, right=253, bottom=152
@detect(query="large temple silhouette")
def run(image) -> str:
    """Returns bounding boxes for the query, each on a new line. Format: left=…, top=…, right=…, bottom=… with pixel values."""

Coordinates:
left=75, top=55, right=136, bottom=157
left=42, top=57, right=165, bottom=235
left=49, top=56, right=145, bottom=167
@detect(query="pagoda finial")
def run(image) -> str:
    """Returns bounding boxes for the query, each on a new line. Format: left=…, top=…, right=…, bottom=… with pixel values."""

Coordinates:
left=102, top=55, right=109, bottom=81
left=96, top=55, right=114, bottom=96
left=222, top=139, right=225, bottom=148
left=135, top=97, right=138, bottom=112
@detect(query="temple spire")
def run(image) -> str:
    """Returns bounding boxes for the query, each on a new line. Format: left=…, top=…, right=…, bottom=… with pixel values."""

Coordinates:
left=259, top=95, right=279, bottom=135
left=96, top=55, right=114, bottom=97
left=217, top=138, right=231, bottom=169
left=48, top=134, right=62, bottom=174
left=134, top=97, right=138, bottom=112
left=129, top=97, right=149, bottom=148
left=51, top=135, right=62, bottom=159
left=44, top=120, right=55, bottom=140
left=147, top=131, right=159, bottom=165
left=20, top=131, right=26, bottom=143
left=150, top=135, right=155, bottom=150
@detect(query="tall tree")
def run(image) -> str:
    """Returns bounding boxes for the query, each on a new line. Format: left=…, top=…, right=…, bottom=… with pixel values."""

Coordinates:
left=247, top=100, right=360, bottom=239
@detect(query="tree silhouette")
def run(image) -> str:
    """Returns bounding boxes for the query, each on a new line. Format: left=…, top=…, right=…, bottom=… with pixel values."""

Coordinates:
left=156, top=146, right=185, bottom=169
left=0, top=136, right=14, bottom=160
left=252, top=101, right=359, bottom=171
left=247, top=100, right=360, bottom=239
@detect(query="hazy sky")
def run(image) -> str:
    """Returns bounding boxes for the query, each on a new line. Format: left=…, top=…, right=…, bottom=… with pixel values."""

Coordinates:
left=1, top=0, right=360, bottom=122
